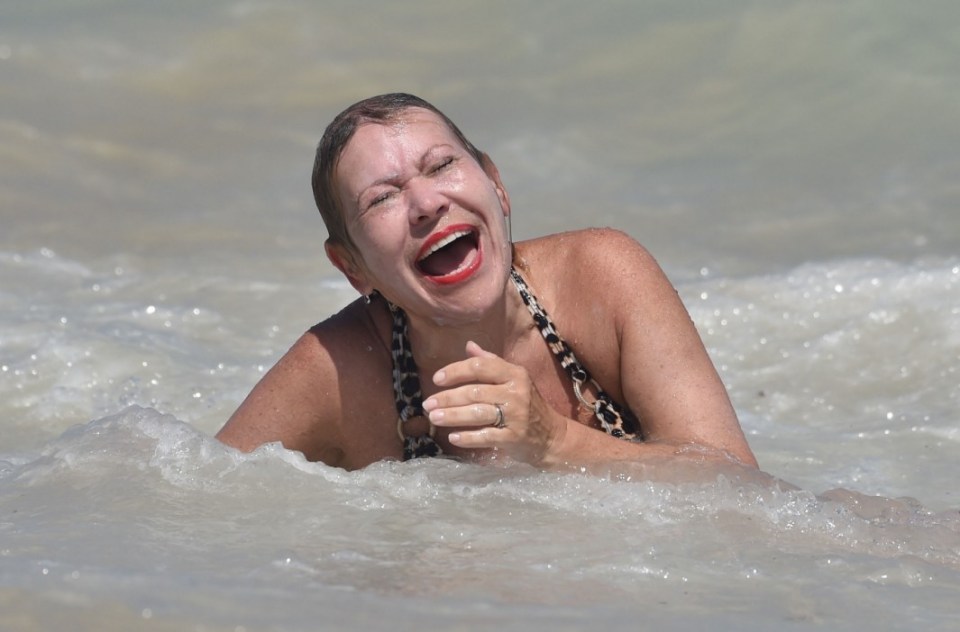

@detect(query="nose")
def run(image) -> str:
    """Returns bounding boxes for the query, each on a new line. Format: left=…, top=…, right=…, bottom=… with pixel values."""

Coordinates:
left=406, top=177, right=448, bottom=225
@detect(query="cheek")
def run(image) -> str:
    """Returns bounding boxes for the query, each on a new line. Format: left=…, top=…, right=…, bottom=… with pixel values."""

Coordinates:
left=353, top=214, right=400, bottom=250
left=352, top=227, right=404, bottom=273
left=444, top=170, right=466, bottom=193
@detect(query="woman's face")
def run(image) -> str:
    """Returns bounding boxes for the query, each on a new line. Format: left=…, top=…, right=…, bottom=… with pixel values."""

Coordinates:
left=330, top=108, right=512, bottom=325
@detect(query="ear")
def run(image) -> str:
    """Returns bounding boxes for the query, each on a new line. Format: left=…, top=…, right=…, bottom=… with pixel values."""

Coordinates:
left=325, top=240, right=374, bottom=296
left=480, top=152, right=511, bottom=217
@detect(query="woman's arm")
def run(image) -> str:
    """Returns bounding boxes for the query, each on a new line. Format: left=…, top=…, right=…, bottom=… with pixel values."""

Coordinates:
left=215, top=327, right=348, bottom=466
left=604, top=229, right=757, bottom=467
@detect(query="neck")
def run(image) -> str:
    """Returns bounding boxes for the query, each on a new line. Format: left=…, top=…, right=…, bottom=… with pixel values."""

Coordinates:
left=402, top=275, right=529, bottom=370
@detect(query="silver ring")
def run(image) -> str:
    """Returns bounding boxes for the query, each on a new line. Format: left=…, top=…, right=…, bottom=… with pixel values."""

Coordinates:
left=493, top=404, right=506, bottom=429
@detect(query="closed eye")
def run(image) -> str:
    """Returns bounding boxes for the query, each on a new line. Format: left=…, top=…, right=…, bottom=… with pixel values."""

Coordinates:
left=363, top=189, right=396, bottom=211
left=430, top=156, right=455, bottom=174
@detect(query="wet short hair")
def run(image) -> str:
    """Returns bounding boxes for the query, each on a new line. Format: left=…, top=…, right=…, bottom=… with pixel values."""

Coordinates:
left=311, top=93, right=485, bottom=250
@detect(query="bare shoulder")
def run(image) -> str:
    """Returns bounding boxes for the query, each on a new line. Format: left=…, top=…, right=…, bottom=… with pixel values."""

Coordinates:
left=519, top=227, right=657, bottom=269
left=516, top=228, right=669, bottom=308
left=216, top=300, right=393, bottom=466
left=510, top=229, right=676, bottom=397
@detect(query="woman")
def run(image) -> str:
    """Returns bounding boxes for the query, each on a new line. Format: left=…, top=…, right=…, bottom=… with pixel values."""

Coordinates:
left=216, top=93, right=758, bottom=471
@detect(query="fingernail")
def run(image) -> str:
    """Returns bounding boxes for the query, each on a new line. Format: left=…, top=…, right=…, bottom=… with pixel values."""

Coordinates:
left=433, top=370, right=446, bottom=384
left=428, top=409, right=444, bottom=422
left=423, top=397, right=437, bottom=411
left=448, top=432, right=461, bottom=444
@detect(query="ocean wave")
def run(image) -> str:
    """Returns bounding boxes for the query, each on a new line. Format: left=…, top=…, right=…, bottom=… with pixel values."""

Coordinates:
left=4, top=406, right=957, bottom=579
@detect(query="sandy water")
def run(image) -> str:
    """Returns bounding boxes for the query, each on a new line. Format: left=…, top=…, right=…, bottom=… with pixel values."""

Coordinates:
left=1, top=1, right=959, bottom=630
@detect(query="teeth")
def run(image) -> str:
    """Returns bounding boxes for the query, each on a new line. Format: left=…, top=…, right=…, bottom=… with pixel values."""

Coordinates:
left=419, top=230, right=471, bottom=261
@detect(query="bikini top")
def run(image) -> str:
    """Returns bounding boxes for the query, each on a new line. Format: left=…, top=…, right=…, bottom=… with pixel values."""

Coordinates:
left=388, top=267, right=642, bottom=460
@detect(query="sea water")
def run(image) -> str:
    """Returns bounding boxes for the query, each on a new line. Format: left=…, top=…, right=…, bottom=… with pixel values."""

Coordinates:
left=1, top=1, right=958, bottom=630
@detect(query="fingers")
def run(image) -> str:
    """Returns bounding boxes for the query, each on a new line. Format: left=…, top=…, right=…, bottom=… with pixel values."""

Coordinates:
left=423, top=341, right=516, bottom=426
left=432, top=341, right=510, bottom=388
left=424, top=342, right=518, bottom=429
left=448, top=427, right=502, bottom=449
left=465, top=339, right=496, bottom=359
left=423, top=392, right=505, bottom=426
left=424, top=341, right=551, bottom=459
left=425, top=399, right=509, bottom=449
left=424, top=381, right=499, bottom=412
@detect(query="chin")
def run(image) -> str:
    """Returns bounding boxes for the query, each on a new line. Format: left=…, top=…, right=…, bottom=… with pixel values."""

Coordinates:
left=424, top=269, right=510, bottom=325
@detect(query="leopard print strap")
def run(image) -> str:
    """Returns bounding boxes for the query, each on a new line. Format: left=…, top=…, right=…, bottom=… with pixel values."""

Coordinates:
left=510, top=268, right=642, bottom=440
left=388, top=302, right=443, bottom=460
left=387, top=266, right=642, bottom=461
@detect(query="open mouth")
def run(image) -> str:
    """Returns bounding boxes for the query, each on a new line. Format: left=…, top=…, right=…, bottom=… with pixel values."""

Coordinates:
left=415, top=226, right=481, bottom=283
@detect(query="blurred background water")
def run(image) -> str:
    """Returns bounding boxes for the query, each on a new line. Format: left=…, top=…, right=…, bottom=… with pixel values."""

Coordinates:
left=1, top=1, right=958, bottom=630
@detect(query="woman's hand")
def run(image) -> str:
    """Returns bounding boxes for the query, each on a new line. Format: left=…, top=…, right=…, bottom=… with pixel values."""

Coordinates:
left=422, top=341, right=567, bottom=463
